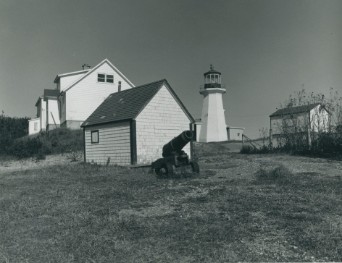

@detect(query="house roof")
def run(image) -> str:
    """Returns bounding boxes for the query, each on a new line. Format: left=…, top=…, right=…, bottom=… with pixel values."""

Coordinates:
left=269, top=103, right=321, bottom=117
left=61, top=59, right=135, bottom=94
left=44, top=89, right=59, bottom=99
left=35, top=96, right=43, bottom=107
left=81, top=79, right=194, bottom=127
left=53, top=69, right=90, bottom=83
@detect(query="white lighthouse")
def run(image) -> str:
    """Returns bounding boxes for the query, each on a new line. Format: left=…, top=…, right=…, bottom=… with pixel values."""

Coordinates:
left=199, top=65, right=228, bottom=142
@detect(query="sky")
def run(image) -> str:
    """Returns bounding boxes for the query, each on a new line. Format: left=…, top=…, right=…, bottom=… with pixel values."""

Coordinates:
left=0, top=0, right=341, bottom=138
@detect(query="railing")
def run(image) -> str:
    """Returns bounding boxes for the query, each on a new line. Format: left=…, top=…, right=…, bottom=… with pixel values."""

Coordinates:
left=199, top=84, right=226, bottom=93
left=242, top=134, right=262, bottom=149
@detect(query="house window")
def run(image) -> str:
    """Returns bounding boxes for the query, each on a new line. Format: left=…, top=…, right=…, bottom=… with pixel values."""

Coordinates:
left=97, top=73, right=114, bottom=83
left=106, top=75, right=114, bottom=83
left=98, top=74, right=105, bottom=82
left=91, top=130, right=99, bottom=143
left=34, top=123, right=38, bottom=131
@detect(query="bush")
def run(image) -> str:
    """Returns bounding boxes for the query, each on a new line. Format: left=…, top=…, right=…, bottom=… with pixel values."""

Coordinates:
left=0, top=115, right=29, bottom=154
left=240, top=145, right=255, bottom=154
left=36, top=150, right=46, bottom=161
left=45, top=128, right=83, bottom=153
left=5, top=128, right=83, bottom=159
left=8, top=137, right=43, bottom=158
left=240, top=145, right=270, bottom=154
left=311, top=133, right=342, bottom=155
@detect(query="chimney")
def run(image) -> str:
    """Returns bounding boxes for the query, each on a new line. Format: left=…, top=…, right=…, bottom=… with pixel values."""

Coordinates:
left=82, top=64, right=91, bottom=70
left=118, top=81, right=121, bottom=92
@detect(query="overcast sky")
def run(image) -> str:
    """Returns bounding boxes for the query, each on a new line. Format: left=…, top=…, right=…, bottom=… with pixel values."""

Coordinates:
left=0, top=0, right=341, bottom=138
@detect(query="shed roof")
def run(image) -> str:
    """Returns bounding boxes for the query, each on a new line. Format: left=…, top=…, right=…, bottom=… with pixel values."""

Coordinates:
left=81, top=79, right=194, bottom=127
left=269, top=103, right=321, bottom=117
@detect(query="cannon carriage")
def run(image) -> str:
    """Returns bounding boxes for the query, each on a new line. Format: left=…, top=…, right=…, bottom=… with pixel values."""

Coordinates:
left=151, top=130, right=199, bottom=176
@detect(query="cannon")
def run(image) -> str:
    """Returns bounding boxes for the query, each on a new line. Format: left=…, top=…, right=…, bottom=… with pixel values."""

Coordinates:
left=151, top=130, right=200, bottom=176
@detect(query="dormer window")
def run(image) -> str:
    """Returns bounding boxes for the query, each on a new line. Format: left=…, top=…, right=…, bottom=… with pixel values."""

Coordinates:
left=98, top=73, right=114, bottom=83
left=98, top=74, right=105, bottom=82
left=106, top=75, right=113, bottom=83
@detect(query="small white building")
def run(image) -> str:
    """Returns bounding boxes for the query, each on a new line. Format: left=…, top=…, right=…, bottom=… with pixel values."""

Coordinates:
left=227, top=127, right=245, bottom=141
left=269, top=103, right=330, bottom=145
left=28, top=117, right=40, bottom=135
left=28, top=59, right=134, bottom=134
left=82, top=79, right=194, bottom=166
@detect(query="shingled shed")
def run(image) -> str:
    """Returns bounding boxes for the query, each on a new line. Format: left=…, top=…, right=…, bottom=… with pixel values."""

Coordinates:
left=81, top=79, right=194, bottom=166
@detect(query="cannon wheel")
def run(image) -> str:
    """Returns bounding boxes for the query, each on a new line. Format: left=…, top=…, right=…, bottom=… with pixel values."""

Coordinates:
left=155, top=163, right=175, bottom=177
left=190, top=161, right=200, bottom=174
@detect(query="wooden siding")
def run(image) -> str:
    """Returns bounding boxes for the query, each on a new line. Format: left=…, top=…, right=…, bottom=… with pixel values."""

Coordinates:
left=46, top=99, right=60, bottom=126
left=59, top=72, right=87, bottom=92
left=39, top=99, right=47, bottom=131
left=28, top=118, right=40, bottom=135
left=84, top=122, right=131, bottom=165
left=135, top=85, right=192, bottom=164
left=270, top=113, right=309, bottom=135
left=59, top=94, right=66, bottom=124
left=66, top=62, right=133, bottom=123
left=228, top=127, right=244, bottom=141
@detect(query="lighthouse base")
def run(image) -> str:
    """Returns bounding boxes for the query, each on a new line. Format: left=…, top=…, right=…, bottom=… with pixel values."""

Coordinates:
left=199, top=92, right=228, bottom=143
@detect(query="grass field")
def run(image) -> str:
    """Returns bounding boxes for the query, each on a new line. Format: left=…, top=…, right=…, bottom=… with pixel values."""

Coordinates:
left=0, top=142, right=341, bottom=262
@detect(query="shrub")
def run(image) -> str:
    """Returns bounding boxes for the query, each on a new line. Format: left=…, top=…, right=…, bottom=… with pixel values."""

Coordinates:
left=67, top=151, right=83, bottom=162
left=8, top=137, right=43, bottom=158
left=46, top=128, right=83, bottom=153
left=311, top=133, right=342, bottom=155
left=36, top=150, right=46, bottom=161
left=240, top=145, right=255, bottom=154
left=240, top=145, right=270, bottom=154
left=0, top=115, right=29, bottom=154
left=258, top=145, right=270, bottom=154
left=5, top=128, right=83, bottom=159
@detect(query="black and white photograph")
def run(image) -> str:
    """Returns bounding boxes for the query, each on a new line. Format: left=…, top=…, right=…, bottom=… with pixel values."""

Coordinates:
left=0, top=0, right=341, bottom=262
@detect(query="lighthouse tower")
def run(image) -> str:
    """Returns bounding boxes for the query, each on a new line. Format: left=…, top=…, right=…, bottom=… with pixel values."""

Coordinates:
left=199, top=65, right=228, bottom=142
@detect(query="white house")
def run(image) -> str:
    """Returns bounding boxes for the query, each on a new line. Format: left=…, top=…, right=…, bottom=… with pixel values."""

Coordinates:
left=81, top=79, right=194, bottom=166
left=269, top=103, right=330, bottom=146
left=28, top=59, right=134, bottom=135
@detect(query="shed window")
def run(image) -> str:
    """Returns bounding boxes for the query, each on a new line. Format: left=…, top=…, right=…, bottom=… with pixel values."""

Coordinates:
left=98, top=74, right=105, bottom=82
left=34, top=123, right=38, bottom=131
left=91, top=130, right=99, bottom=143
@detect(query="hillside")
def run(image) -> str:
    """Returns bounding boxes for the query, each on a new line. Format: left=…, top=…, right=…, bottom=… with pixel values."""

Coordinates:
left=2, top=128, right=83, bottom=159
left=0, top=142, right=341, bottom=262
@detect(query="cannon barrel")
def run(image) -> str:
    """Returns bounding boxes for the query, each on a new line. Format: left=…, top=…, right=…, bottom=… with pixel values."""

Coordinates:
left=162, top=130, right=193, bottom=157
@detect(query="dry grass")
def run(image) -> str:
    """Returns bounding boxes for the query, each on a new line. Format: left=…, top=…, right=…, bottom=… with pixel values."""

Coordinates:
left=0, top=143, right=341, bottom=262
